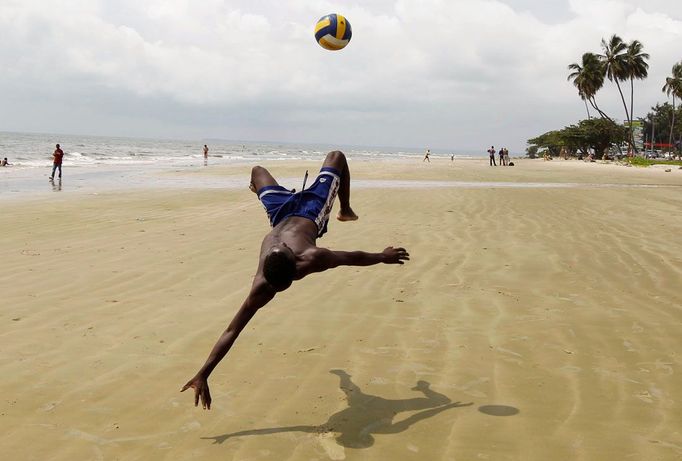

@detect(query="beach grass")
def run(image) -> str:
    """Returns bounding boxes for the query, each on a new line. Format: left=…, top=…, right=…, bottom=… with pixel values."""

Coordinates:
left=626, top=156, right=682, bottom=167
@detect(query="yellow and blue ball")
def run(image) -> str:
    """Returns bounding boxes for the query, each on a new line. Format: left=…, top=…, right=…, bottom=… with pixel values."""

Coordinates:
left=314, top=14, right=352, bottom=51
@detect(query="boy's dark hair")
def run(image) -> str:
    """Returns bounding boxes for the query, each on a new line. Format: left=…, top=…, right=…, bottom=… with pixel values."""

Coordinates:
left=263, top=250, right=296, bottom=290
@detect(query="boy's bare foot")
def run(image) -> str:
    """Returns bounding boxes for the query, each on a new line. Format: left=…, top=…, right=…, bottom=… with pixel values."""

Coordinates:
left=337, top=208, right=358, bottom=222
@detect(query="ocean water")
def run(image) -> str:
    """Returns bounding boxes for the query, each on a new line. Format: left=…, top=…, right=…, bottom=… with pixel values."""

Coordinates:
left=0, top=131, right=481, bottom=198
left=0, top=131, right=469, bottom=169
left=1, top=132, right=670, bottom=199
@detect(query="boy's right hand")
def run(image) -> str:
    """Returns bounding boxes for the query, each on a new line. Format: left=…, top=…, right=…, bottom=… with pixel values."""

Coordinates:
left=181, top=374, right=212, bottom=410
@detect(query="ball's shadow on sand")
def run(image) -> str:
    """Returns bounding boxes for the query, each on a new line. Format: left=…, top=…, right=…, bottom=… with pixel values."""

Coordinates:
left=478, top=405, right=520, bottom=416
left=203, top=369, right=473, bottom=449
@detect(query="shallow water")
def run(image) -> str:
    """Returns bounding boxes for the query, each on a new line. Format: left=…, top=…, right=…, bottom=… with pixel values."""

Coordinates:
left=2, top=163, right=678, bottom=202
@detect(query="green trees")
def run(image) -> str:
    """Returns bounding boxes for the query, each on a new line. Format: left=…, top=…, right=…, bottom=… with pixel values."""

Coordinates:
left=599, top=35, right=631, bottom=130
left=640, top=102, right=682, bottom=154
left=568, top=35, right=649, bottom=153
left=559, top=36, right=681, bottom=159
left=527, top=119, right=627, bottom=158
left=662, top=62, right=682, bottom=155
left=567, top=53, right=606, bottom=120
left=527, top=130, right=563, bottom=157
left=624, top=40, right=650, bottom=151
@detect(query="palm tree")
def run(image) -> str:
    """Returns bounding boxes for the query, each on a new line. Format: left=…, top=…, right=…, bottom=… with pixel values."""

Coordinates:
left=662, top=61, right=682, bottom=155
left=598, top=35, right=631, bottom=149
left=568, top=58, right=593, bottom=119
left=624, top=40, right=649, bottom=153
left=568, top=53, right=611, bottom=122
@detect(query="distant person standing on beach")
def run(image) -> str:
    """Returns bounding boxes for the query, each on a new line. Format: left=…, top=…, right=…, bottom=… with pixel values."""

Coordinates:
left=50, top=144, right=64, bottom=180
left=423, top=149, right=431, bottom=163
left=203, top=144, right=209, bottom=159
left=498, top=147, right=505, bottom=166
left=488, top=146, right=496, bottom=166
left=503, top=148, right=510, bottom=166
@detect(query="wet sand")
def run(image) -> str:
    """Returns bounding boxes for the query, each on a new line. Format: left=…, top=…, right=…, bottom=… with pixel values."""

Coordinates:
left=1, top=158, right=681, bottom=460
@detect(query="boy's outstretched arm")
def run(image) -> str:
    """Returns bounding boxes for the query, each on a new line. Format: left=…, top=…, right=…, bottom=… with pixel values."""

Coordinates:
left=181, top=277, right=275, bottom=409
left=312, top=246, right=409, bottom=271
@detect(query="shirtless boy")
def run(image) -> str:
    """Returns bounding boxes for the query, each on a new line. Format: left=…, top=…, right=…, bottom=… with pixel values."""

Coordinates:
left=182, top=150, right=409, bottom=409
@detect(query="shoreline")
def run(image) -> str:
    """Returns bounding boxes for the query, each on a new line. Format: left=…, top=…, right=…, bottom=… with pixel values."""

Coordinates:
left=2, top=157, right=681, bottom=202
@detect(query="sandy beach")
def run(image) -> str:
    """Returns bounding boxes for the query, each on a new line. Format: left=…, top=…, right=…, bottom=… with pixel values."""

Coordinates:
left=1, top=158, right=681, bottom=460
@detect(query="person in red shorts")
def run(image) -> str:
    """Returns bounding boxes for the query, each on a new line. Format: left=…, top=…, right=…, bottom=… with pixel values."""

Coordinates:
left=49, top=144, right=64, bottom=180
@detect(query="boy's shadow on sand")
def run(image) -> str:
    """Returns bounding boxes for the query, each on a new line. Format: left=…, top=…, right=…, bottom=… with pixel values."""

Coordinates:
left=203, top=369, right=472, bottom=449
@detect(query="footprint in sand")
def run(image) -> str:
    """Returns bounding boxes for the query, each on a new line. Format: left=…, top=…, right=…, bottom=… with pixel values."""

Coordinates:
left=318, top=432, right=346, bottom=460
left=180, top=421, right=201, bottom=432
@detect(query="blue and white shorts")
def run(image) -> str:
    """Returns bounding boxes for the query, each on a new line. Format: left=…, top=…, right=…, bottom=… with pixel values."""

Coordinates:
left=257, top=167, right=340, bottom=238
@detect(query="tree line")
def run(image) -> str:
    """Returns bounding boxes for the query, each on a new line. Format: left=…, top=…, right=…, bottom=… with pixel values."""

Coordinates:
left=527, top=34, right=682, bottom=159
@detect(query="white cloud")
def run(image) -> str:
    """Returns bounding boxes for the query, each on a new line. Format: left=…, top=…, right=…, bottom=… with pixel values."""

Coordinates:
left=1, top=0, right=681, bottom=151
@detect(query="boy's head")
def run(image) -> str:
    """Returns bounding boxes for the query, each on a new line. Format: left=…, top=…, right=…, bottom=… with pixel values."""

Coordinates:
left=263, top=245, right=296, bottom=291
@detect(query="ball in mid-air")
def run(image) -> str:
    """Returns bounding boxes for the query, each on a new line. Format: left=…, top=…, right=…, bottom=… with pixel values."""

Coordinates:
left=314, top=14, right=352, bottom=51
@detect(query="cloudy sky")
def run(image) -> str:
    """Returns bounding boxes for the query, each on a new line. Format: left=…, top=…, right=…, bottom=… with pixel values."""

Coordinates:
left=1, top=0, right=681, bottom=153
